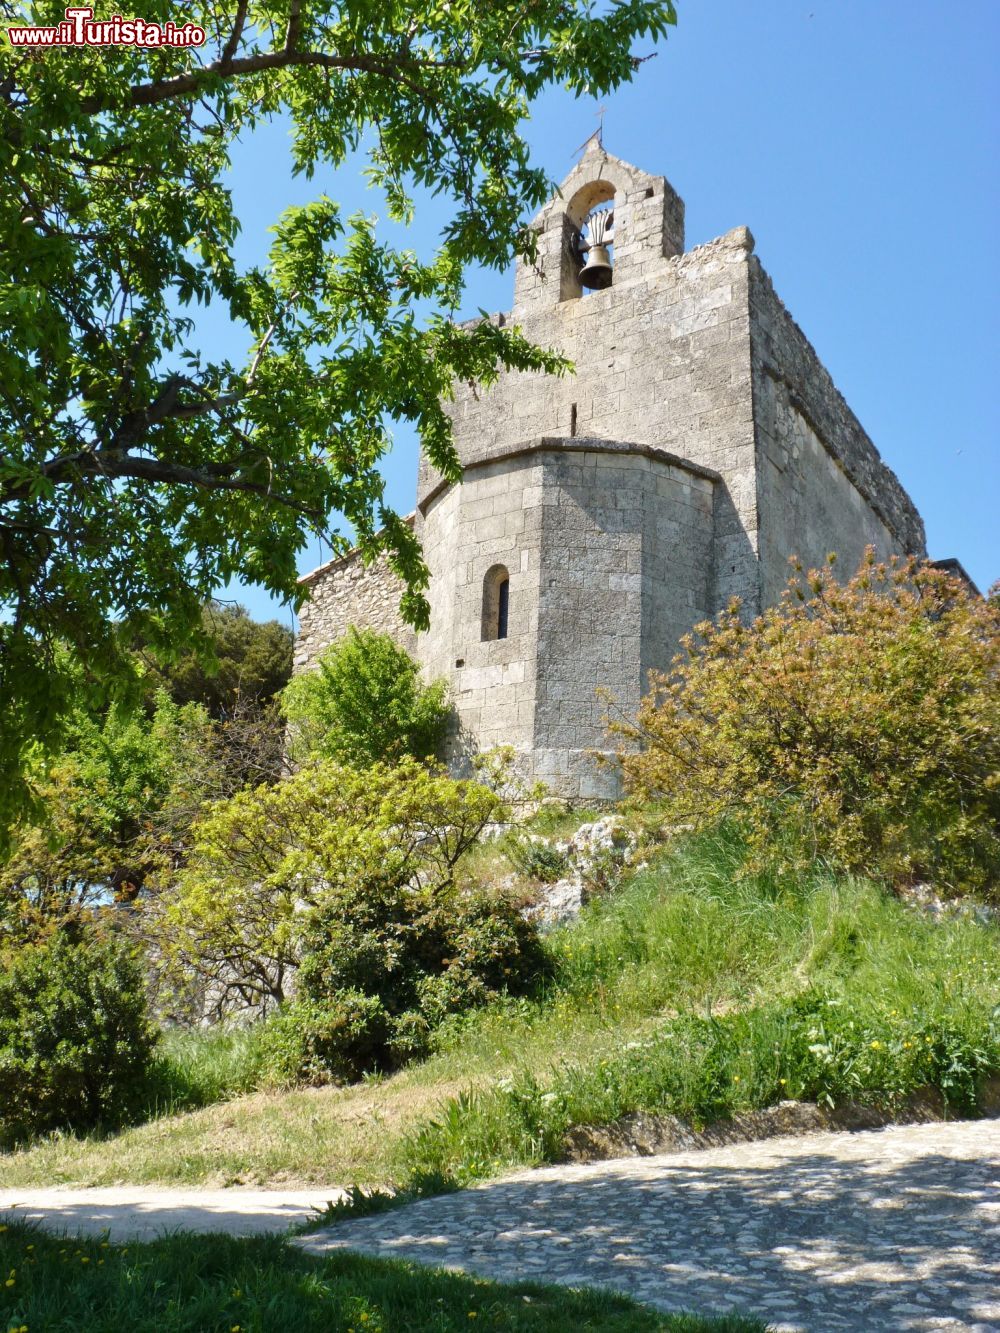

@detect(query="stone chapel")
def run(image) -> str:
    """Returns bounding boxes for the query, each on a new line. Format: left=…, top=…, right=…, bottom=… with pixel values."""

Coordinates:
left=294, top=142, right=934, bottom=799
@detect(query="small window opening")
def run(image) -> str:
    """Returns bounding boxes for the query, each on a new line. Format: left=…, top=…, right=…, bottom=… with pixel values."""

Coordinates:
left=481, top=564, right=510, bottom=641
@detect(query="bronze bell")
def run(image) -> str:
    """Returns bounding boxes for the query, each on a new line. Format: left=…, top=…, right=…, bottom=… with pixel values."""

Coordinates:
left=579, top=243, right=613, bottom=290
left=578, top=205, right=614, bottom=290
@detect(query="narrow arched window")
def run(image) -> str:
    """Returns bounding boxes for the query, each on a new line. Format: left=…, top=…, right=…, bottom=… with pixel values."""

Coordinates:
left=497, top=577, right=509, bottom=639
left=481, top=564, right=510, bottom=641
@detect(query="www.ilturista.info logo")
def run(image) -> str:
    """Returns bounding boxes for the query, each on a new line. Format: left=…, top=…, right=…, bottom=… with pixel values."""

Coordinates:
left=6, top=5, right=206, bottom=46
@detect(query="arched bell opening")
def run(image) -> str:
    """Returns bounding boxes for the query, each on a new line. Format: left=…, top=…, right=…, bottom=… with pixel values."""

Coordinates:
left=560, top=180, right=616, bottom=300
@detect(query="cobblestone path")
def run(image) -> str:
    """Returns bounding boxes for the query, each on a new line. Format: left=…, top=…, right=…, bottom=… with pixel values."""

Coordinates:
left=298, top=1120, right=1000, bottom=1332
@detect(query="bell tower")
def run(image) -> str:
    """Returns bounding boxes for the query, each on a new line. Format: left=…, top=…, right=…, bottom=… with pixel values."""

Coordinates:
left=513, top=138, right=685, bottom=315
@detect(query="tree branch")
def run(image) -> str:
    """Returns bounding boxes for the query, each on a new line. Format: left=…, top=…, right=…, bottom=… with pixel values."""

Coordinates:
left=246, top=291, right=299, bottom=386
left=219, top=0, right=249, bottom=69
left=2, top=448, right=325, bottom=522
left=283, top=0, right=301, bottom=54
left=78, top=48, right=453, bottom=115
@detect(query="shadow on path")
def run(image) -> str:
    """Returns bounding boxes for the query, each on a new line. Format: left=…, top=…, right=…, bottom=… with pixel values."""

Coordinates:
left=298, top=1121, right=1000, bottom=1332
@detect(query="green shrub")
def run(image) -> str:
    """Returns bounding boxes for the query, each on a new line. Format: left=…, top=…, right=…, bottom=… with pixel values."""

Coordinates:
left=0, top=927, right=158, bottom=1146
left=162, top=756, right=509, bottom=1018
left=613, top=553, right=1000, bottom=897
left=256, top=994, right=391, bottom=1088
left=296, top=878, right=550, bottom=1077
left=386, top=1008, right=436, bottom=1065
left=298, top=881, right=549, bottom=1017
left=283, top=627, right=449, bottom=767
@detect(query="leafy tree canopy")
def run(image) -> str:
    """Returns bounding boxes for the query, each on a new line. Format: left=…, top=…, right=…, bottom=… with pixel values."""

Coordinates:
left=136, top=600, right=294, bottom=717
left=283, top=626, right=448, bottom=765
left=0, top=0, right=676, bottom=839
left=0, top=691, right=217, bottom=941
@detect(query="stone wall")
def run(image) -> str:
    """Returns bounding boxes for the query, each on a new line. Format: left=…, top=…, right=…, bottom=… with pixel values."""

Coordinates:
left=417, top=438, right=714, bottom=798
left=294, top=545, right=416, bottom=674
left=419, top=194, right=760, bottom=617
left=532, top=444, right=715, bottom=798
left=298, top=147, right=931, bottom=801
left=748, top=259, right=927, bottom=603
left=417, top=454, right=544, bottom=766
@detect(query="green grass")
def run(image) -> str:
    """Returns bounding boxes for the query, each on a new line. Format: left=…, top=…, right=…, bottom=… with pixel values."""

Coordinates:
left=147, top=1025, right=270, bottom=1114
left=403, top=829, right=998, bottom=1182
left=0, top=1221, right=764, bottom=1332
left=1, top=827, right=996, bottom=1190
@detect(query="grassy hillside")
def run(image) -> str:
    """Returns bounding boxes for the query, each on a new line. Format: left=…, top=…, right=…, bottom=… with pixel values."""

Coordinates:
left=1, top=828, right=996, bottom=1190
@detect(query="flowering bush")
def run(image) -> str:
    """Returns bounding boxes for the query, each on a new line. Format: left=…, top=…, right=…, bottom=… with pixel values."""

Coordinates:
left=612, top=553, right=1000, bottom=896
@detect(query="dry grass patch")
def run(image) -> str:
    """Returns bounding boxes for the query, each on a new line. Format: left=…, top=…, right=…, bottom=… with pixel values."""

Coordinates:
left=0, top=1074, right=474, bottom=1189
left=0, top=1010, right=666, bottom=1188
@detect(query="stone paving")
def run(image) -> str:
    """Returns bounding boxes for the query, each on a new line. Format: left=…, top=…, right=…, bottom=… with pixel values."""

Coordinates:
left=298, top=1120, right=1000, bottom=1332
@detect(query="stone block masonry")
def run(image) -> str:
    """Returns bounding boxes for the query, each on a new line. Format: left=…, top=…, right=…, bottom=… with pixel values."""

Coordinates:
left=295, top=540, right=415, bottom=676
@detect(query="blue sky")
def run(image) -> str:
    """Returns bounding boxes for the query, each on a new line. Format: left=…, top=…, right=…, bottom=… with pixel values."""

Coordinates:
left=213, top=0, right=999, bottom=624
